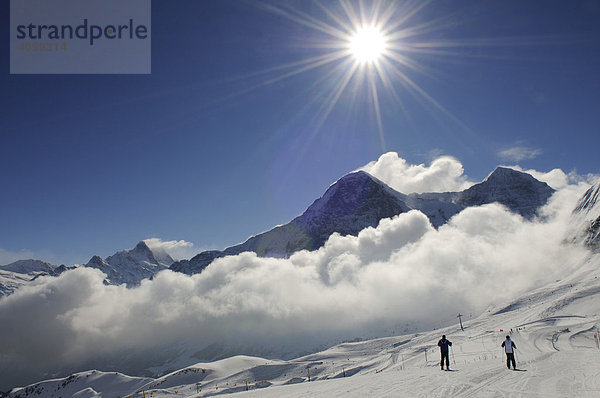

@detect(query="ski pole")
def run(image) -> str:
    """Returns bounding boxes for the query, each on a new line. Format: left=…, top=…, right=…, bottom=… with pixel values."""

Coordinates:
left=451, top=346, right=456, bottom=365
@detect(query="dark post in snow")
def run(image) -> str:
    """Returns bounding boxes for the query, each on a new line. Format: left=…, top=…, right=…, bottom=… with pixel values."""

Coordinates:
left=457, top=313, right=464, bottom=331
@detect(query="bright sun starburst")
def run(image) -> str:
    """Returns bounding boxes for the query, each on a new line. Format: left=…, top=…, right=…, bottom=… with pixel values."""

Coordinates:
left=349, top=26, right=388, bottom=64
left=249, top=1, right=478, bottom=150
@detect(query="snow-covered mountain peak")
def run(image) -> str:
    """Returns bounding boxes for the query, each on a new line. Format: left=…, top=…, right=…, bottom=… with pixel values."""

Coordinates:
left=141, top=240, right=176, bottom=267
left=303, top=170, right=406, bottom=219
left=0, top=260, right=62, bottom=298
left=105, top=241, right=174, bottom=269
left=87, top=255, right=109, bottom=268
left=84, top=241, right=174, bottom=287
left=134, top=240, right=153, bottom=255
left=485, top=166, right=532, bottom=182
left=476, top=167, right=552, bottom=192
left=333, top=169, right=379, bottom=186
left=456, top=166, right=555, bottom=218
left=0, top=259, right=54, bottom=275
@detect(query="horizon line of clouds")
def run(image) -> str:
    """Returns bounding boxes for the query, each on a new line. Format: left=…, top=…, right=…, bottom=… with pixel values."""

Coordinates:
left=3, top=152, right=598, bottom=267
left=0, top=238, right=204, bottom=268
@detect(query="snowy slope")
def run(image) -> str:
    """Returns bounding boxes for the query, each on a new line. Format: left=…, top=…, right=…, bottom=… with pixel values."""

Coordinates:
left=5, top=370, right=152, bottom=398
left=171, top=167, right=554, bottom=275
left=0, top=269, right=37, bottom=298
left=83, top=241, right=174, bottom=286
left=570, top=182, right=600, bottom=250
left=8, top=252, right=600, bottom=397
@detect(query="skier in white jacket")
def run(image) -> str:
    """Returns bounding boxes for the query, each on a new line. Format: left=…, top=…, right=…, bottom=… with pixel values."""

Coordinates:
left=501, top=335, right=517, bottom=369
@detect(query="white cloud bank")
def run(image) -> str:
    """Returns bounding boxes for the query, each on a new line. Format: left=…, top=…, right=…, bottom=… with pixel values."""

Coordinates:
left=0, top=156, right=596, bottom=390
left=359, top=152, right=473, bottom=194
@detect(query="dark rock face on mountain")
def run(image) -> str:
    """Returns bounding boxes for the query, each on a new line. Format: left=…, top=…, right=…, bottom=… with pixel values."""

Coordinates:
left=171, top=167, right=555, bottom=275
left=416, top=167, right=555, bottom=220
left=234, top=171, right=412, bottom=255
left=171, top=171, right=412, bottom=274
left=170, top=251, right=225, bottom=275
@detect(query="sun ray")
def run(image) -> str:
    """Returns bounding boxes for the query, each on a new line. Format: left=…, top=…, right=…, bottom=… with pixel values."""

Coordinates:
left=377, top=0, right=405, bottom=30
left=339, top=0, right=362, bottom=32
left=290, top=61, right=361, bottom=168
left=312, top=62, right=360, bottom=131
left=242, top=0, right=549, bottom=150
left=313, top=1, right=355, bottom=35
left=368, top=71, right=386, bottom=150
left=384, top=0, right=433, bottom=32
left=262, top=2, right=348, bottom=41
left=388, top=65, right=475, bottom=137
left=260, top=50, right=349, bottom=86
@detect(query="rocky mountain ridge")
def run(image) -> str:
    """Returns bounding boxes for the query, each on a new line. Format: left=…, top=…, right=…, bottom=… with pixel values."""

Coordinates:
left=0, top=167, right=565, bottom=294
left=170, top=167, right=555, bottom=275
left=0, top=241, right=174, bottom=296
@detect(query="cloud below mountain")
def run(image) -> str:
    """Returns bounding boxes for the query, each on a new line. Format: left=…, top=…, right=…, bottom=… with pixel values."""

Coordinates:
left=0, top=157, right=595, bottom=390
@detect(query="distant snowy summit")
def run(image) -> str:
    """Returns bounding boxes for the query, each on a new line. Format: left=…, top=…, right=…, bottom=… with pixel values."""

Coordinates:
left=0, top=241, right=173, bottom=297
left=171, top=167, right=555, bottom=275
left=83, top=240, right=174, bottom=286
left=0, top=260, right=74, bottom=297
left=0, top=259, right=54, bottom=275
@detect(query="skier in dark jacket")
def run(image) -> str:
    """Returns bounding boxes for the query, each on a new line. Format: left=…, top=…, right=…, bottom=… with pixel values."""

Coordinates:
left=502, top=335, right=517, bottom=369
left=437, top=335, right=452, bottom=370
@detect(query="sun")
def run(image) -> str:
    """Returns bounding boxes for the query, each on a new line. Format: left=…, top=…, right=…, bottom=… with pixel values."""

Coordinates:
left=349, top=26, right=388, bottom=65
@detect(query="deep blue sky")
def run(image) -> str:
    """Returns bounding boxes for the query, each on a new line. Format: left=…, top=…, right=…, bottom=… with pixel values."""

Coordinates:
left=1, top=0, right=599, bottom=265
